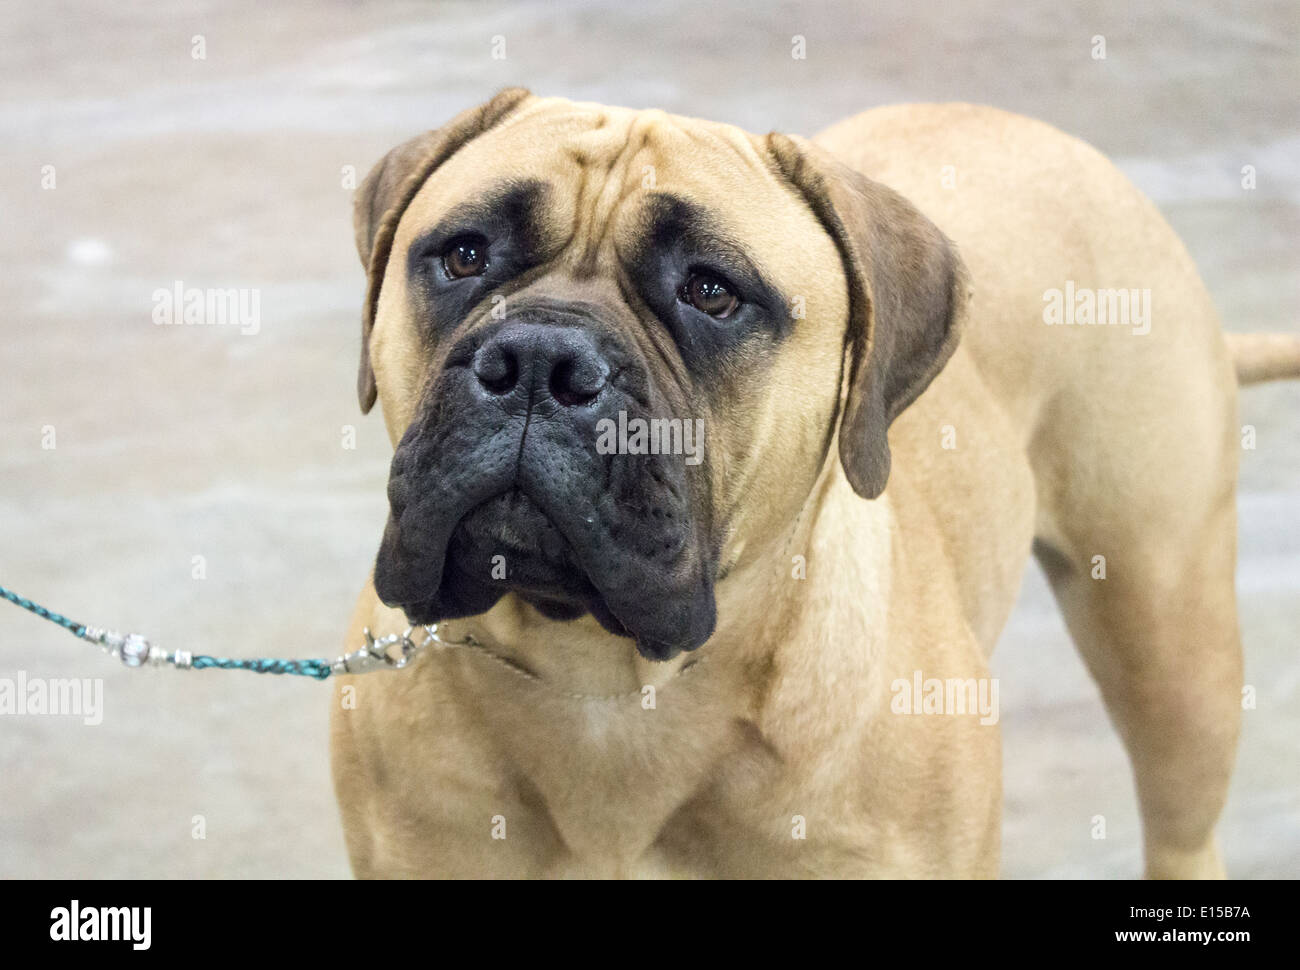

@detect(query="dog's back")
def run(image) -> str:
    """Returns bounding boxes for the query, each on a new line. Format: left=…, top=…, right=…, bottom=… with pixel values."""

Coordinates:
left=819, top=103, right=1298, bottom=877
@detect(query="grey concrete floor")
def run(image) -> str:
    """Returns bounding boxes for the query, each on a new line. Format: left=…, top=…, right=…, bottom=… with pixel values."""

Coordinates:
left=1, top=0, right=1296, bottom=878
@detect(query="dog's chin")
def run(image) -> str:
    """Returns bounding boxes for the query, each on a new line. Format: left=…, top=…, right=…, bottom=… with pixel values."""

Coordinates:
left=379, top=489, right=710, bottom=660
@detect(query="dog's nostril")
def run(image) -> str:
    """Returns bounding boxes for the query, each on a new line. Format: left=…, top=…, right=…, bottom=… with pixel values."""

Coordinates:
left=549, top=358, right=605, bottom=407
left=474, top=346, right=519, bottom=395
left=472, top=323, right=611, bottom=405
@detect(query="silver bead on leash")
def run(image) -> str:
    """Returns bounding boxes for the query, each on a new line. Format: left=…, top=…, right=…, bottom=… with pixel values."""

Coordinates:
left=81, top=626, right=191, bottom=669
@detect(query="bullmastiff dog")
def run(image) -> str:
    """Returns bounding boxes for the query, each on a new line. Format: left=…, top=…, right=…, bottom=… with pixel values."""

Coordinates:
left=330, top=89, right=1300, bottom=878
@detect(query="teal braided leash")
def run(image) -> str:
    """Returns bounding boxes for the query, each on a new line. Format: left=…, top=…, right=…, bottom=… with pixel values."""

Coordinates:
left=189, top=655, right=332, bottom=679
left=2, top=583, right=661, bottom=696
left=1, top=582, right=333, bottom=679
left=0, top=584, right=87, bottom=637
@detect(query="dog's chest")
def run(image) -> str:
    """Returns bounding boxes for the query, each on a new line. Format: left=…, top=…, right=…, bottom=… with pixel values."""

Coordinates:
left=468, top=659, right=757, bottom=870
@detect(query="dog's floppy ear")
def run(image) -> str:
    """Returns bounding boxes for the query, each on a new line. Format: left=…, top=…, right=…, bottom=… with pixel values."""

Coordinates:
left=768, top=133, right=971, bottom=498
left=352, top=87, right=532, bottom=413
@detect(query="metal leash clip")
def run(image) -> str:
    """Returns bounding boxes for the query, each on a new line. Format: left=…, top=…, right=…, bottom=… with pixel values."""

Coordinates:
left=335, top=618, right=467, bottom=670
left=335, top=626, right=423, bottom=675
left=331, top=622, right=486, bottom=676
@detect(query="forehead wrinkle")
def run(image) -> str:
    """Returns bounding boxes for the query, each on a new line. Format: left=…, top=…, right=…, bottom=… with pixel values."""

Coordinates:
left=616, top=125, right=777, bottom=256
left=523, top=105, right=788, bottom=293
left=568, top=113, right=664, bottom=276
left=679, top=123, right=769, bottom=174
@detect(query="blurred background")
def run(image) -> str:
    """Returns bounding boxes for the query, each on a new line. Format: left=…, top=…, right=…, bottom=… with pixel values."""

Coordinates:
left=1, top=0, right=1295, bottom=878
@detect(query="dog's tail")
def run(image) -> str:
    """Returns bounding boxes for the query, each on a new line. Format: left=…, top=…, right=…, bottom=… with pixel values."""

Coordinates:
left=1226, top=333, right=1300, bottom=386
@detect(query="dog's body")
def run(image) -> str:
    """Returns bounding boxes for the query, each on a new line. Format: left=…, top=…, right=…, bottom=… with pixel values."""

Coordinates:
left=331, top=95, right=1299, bottom=878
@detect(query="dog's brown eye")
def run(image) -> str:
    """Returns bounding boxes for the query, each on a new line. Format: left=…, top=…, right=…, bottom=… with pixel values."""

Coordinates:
left=681, top=272, right=739, bottom=318
left=443, top=236, right=489, bottom=278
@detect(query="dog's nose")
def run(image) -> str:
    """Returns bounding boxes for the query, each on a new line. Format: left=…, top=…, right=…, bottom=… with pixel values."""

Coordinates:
left=473, top=323, right=610, bottom=406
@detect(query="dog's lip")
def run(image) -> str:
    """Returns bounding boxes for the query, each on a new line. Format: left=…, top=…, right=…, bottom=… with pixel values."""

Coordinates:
left=452, top=487, right=577, bottom=567
left=411, top=486, right=612, bottom=613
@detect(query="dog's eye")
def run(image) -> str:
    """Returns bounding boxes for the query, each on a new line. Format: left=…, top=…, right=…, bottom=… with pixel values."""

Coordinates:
left=680, top=272, right=740, bottom=318
left=442, top=235, right=489, bottom=278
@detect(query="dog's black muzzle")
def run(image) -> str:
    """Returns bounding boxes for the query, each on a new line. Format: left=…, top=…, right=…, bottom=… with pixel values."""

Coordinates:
left=372, top=304, right=716, bottom=661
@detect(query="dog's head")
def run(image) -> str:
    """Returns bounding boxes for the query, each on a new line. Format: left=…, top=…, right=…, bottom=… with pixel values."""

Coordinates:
left=353, top=90, right=968, bottom=661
